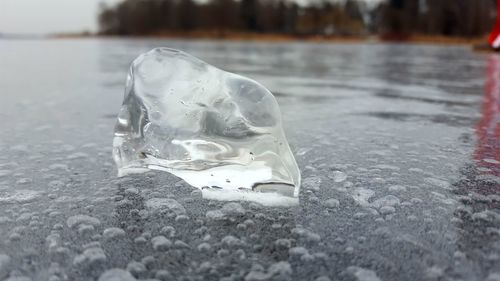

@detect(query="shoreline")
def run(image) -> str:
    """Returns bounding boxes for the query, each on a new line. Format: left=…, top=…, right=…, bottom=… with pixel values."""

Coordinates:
left=45, top=32, right=488, bottom=46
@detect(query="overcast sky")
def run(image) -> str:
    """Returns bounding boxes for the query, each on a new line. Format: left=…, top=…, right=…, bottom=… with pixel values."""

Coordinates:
left=0, top=0, right=122, bottom=35
left=0, top=0, right=382, bottom=35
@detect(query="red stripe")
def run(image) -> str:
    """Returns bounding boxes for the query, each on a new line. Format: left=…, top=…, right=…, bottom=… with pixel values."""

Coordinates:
left=476, top=56, right=500, bottom=177
left=489, top=0, right=500, bottom=46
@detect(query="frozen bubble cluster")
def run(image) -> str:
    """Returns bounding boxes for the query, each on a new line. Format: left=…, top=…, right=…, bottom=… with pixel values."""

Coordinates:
left=113, top=48, right=300, bottom=205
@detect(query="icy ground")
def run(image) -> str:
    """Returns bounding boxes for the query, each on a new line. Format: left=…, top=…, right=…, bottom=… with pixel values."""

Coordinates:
left=0, top=39, right=498, bottom=281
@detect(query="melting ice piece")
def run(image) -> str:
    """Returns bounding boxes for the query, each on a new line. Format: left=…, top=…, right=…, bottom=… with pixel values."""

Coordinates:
left=113, top=48, right=300, bottom=205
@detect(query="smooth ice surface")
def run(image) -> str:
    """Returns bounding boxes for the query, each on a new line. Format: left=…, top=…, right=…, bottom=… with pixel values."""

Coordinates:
left=113, top=48, right=300, bottom=203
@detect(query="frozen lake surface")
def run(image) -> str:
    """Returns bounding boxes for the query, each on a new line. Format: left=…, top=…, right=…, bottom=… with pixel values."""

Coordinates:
left=0, top=39, right=498, bottom=281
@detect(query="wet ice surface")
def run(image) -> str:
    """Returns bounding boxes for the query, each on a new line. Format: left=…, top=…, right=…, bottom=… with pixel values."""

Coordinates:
left=0, top=39, right=498, bottom=281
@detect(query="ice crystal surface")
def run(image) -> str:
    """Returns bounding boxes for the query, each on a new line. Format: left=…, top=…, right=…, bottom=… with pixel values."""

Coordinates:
left=113, top=48, right=300, bottom=204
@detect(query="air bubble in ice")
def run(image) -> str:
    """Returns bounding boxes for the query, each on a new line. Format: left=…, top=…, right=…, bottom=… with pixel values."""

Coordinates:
left=113, top=48, right=300, bottom=205
left=331, top=171, right=347, bottom=182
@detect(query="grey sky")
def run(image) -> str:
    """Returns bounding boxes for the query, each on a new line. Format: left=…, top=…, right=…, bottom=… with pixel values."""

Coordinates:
left=0, top=0, right=122, bottom=35
left=0, top=0, right=382, bottom=35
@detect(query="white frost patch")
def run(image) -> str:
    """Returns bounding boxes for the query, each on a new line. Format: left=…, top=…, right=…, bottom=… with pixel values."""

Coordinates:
left=347, top=266, right=382, bottom=281
left=103, top=227, right=126, bottom=240
left=151, top=236, right=172, bottom=251
left=66, top=152, right=89, bottom=160
left=350, top=188, right=375, bottom=207
left=371, top=195, right=400, bottom=208
left=367, top=150, right=392, bottom=156
left=483, top=158, right=500, bottom=164
left=245, top=261, right=292, bottom=281
left=387, top=185, right=406, bottom=192
left=373, top=164, right=400, bottom=171
left=291, top=227, right=321, bottom=242
left=331, top=171, right=347, bottom=183
left=424, top=177, right=451, bottom=189
left=220, top=202, right=245, bottom=216
left=303, top=176, right=322, bottom=191
left=117, top=167, right=150, bottom=177
left=73, top=247, right=106, bottom=267
left=48, top=164, right=69, bottom=171
left=145, top=198, right=186, bottom=215
left=98, top=269, right=137, bottom=281
left=152, top=161, right=274, bottom=191
left=202, top=188, right=298, bottom=207
left=0, top=190, right=41, bottom=203
left=323, top=198, right=340, bottom=208
left=66, top=215, right=101, bottom=228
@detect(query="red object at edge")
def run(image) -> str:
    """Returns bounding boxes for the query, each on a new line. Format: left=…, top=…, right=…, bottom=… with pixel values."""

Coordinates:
left=489, top=0, right=500, bottom=48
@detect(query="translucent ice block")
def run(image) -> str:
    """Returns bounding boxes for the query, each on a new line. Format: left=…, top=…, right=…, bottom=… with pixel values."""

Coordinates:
left=113, top=48, right=300, bottom=205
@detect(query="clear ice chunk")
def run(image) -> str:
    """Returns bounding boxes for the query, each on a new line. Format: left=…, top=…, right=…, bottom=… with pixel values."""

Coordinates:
left=113, top=48, right=300, bottom=205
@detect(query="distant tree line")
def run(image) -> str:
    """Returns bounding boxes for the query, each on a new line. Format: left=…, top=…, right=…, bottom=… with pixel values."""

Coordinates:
left=378, top=0, right=497, bottom=38
left=98, top=0, right=497, bottom=38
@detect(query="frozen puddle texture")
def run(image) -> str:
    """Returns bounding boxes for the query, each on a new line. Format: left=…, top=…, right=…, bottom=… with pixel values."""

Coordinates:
left=113, top=48, right=300, bottom=205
